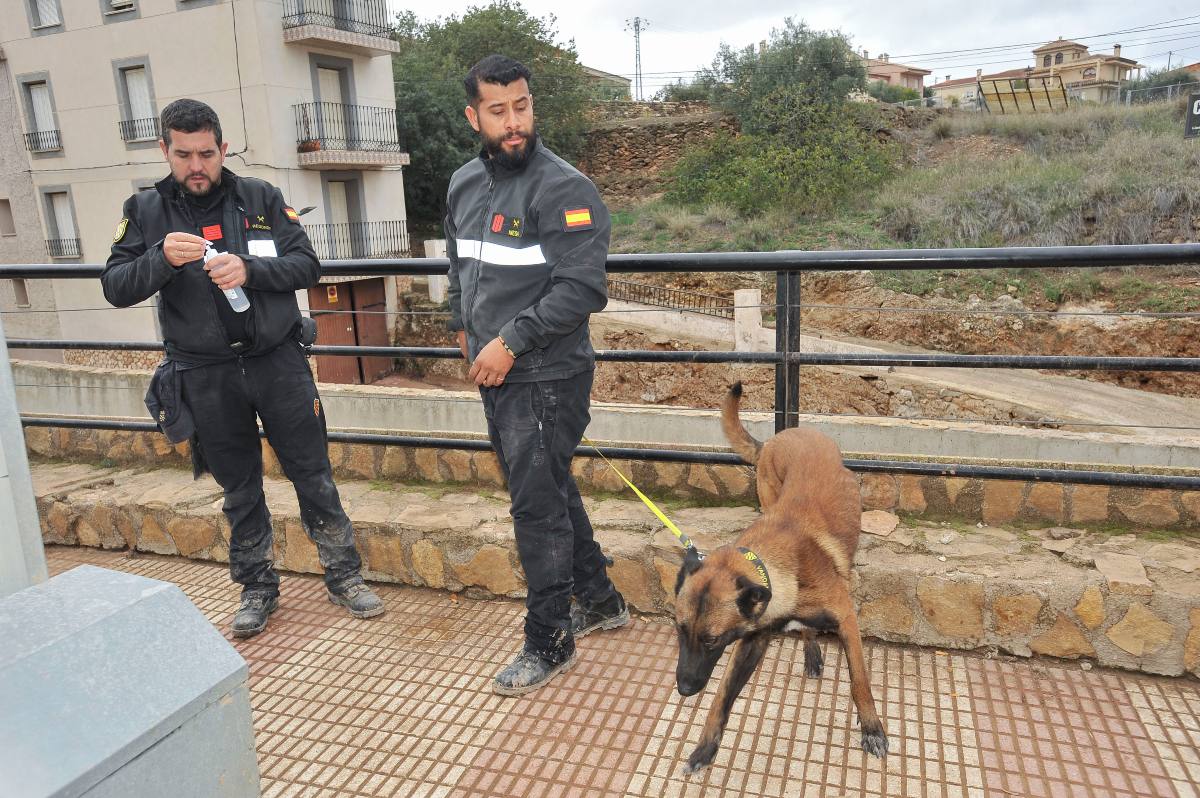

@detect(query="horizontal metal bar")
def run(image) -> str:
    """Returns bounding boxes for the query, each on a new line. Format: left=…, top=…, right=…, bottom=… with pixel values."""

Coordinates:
left=4, top=242, right=1199, bottom=279
left=9, top=339, right=1200, bottom=372
left=21, top=416, right=1200, bottom=490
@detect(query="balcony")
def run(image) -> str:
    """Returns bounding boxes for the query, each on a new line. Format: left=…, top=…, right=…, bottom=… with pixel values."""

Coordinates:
left=119, top=117, right=160, bottom=142
left=293, top=102, right=409, bottom=170
left=281, top=0, right=399, bottom=57
left=25, top=130, right=62, bottom=153
left=304, top=220, right=410, bottom=260
left=47, top=238, right=81, bottom=259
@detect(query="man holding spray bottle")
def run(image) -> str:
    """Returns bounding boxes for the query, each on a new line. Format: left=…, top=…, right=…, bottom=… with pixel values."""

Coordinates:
left=102, top=99, right=383, bottom=637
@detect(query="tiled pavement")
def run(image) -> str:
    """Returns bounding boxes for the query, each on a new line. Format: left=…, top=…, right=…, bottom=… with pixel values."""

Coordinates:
left=46, top=546, right=1200, bottom=798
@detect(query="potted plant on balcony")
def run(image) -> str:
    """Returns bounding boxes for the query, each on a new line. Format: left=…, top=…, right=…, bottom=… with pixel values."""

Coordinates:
left=298, top=138, right=321, bottom=153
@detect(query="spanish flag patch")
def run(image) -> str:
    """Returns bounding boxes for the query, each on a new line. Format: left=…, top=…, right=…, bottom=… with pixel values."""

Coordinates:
left=284, top=207, right=300, bottom=223
left=562, top=206, right=593, bottom=231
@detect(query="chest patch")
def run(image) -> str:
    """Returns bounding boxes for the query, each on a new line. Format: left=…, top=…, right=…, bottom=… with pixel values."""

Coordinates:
left=491, top=213, right=505, bottom=234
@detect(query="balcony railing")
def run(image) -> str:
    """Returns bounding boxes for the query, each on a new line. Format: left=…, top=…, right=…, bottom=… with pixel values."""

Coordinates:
left=293, top=102, right=403, bottom=153
left=119, top=117, right=160, bottom=142
left=47, top=238, right=81, bottom=259
left=281, top=0, right=392, bottom=38
left=304, top=220, right=410, bottom=260
left=25, top=130, right=62, bottom=153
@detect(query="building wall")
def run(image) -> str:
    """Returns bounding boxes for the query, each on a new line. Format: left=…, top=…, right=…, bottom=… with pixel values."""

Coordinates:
left=0, top=0, right=407, bottom=353
left=0, top=58, right=61, bottom=360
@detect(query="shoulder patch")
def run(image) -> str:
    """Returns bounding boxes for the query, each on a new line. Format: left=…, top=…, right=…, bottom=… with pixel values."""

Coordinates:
left=562, top=206, right=593, bottom=232
left=113, top=218, right=129, bottom=243
left=284, top=207, right=300, bottom=223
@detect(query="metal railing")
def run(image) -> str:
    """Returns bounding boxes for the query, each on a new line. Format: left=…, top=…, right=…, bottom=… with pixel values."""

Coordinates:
left=24, top=130, right=62, bottom=152
left=5, top=241, right=1200, bottom=490
left=45, top=239, right=80, bottom=259
left=607, top=278, right=733, bottom=319
left=118, top=117, right=160, bottom=142
left=281, top=0, right=392, bottom=38
left=293, top=102, right=403, bottom=153
left=1121, top=80, right=1200, bottom=105
left=304, top=220, right=410, bottom=260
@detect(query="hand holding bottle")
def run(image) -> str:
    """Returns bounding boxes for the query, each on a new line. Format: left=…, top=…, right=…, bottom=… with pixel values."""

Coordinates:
left=203, top=242, right=250, bottom=313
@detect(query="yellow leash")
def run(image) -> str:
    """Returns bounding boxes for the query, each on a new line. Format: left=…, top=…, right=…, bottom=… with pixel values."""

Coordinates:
left=583, top=437, right=700, bottom=554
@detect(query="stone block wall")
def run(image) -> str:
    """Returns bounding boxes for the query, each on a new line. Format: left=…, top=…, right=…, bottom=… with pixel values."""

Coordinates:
left=63, top=349, right=160, bottom=371
left=23, top=426, right=1200, bottom=531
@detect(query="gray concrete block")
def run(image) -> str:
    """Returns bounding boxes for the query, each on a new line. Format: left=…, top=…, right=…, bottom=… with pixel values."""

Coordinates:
left=0, top=564, right=259, bottom=797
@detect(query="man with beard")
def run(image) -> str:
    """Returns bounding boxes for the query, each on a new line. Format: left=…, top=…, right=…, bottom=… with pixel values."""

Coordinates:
left=102, top=98, right=384, bottom=637
left=446, top=55, right=628, bottom=695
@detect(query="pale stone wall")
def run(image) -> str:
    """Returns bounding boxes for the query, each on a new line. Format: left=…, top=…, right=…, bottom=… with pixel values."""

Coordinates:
left=31, top=457, right=1200, bottom=679
left=23, top=425, right=1200, bottom=529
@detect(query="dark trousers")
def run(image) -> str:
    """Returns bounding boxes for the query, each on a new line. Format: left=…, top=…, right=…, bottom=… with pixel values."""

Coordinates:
left=180, top=342, right=363, bottom=597
left=481, top=369, right=615, bottom=660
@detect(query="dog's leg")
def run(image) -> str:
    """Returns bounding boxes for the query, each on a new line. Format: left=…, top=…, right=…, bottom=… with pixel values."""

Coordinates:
left=831, top=592, right=889, bottom=757
left=683, top=632, right=770, bottom=776
left=802, top=629, right=824, bottom=678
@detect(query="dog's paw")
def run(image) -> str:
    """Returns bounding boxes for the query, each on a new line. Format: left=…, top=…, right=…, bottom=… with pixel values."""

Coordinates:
left=683, top=740, right=719, bottom=776
left=861, top=724, right=889, bottom=758
left=803, top=641, right=824, bottom=678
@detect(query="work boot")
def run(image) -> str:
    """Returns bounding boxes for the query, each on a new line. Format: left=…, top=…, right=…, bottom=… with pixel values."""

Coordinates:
left=230, top=593, right=279, bottom=638
left=493, top=646, right=578, bottom=696
left=570, top=591, right=629, bottom=639
left=328, top=582, right=385, bottom=619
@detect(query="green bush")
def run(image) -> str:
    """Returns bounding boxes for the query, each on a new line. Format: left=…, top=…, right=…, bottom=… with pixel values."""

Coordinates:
left=666, top=108, right=897, bottom=217
left=867, top=80, right=919, bottom=103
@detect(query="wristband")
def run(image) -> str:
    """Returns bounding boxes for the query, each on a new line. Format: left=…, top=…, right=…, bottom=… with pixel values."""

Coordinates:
left=497, top=335, right=516, bottom=359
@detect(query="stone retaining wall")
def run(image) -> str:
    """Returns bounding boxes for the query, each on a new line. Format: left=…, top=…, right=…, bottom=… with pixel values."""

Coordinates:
left=32, top=461, right=1200, bottom=679
left=24, top=425, right=1200, bottom=530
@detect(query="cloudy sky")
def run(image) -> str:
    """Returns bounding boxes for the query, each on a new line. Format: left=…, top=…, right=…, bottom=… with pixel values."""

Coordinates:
left=391, top=1, right=1199, bottom=95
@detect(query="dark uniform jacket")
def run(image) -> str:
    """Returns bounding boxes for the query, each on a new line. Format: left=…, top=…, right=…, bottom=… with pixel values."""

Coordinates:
left=444, top=137, right=610, bottom=383
left=102, top=168, right=319, bottom=363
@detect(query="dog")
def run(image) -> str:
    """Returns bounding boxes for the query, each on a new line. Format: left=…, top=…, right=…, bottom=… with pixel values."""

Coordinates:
left=672, top=382, right=888, bottom=775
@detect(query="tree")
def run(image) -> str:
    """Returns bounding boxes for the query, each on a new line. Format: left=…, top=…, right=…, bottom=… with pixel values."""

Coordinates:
left=692, top=18, right=866, bottom=132
left=866, top=80, right=919, bottom=104
left=395, top=2, right=591, bottom=226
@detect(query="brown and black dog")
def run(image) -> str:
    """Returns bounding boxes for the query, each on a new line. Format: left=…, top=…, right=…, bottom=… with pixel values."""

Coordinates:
left=673, top=382, right=888, bottom=775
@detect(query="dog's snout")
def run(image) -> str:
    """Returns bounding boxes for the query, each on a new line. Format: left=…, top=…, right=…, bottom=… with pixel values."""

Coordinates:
left=676, top=677, right=704, bottom=697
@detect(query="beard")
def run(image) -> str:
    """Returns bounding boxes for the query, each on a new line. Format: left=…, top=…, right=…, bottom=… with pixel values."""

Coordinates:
left=483, top=127, right=536, bottom=170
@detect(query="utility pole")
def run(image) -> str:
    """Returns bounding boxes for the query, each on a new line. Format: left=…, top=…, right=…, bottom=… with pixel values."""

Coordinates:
left=625, top=17, right=649, bottom=101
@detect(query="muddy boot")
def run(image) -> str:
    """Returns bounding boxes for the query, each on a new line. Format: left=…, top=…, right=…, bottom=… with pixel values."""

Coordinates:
left=328, top=583, right=385, bottom=619
left=230, top=593, right=279, bottom=638
left=570, top=591, right=629, bottom=639
left=493, top=646, right=578, bottom=696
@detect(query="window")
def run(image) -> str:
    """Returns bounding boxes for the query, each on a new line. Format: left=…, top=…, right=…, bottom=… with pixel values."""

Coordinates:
left=119, top=66, right=157, bottom=140
left=0, top=200, right=15, bottom=237
left=44, top=191, right=79, bottom=258
left=24, top=81, right=61, bottom=152
left=1083, top=67, right=1097, bottom=80
left=12, top=279, right=31, bottom=308
left=1043, top=55, right=1051, bottom=67
left=30, top=0, right=61, bottom=26
left=1055, top=53, right=1063, bottom=64
left=108, top=0, right=134, bottom=10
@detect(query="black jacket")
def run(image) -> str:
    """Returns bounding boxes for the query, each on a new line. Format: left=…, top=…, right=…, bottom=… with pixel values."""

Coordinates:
left=102, top=168, right=320, bottom=363
left=445, top=137, right=610, bottom=382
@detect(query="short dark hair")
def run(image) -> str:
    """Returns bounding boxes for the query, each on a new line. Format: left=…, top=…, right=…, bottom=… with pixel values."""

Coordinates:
left=159, top=99, right=222, bottom=148
left=464, top=55, right=532, bottom=105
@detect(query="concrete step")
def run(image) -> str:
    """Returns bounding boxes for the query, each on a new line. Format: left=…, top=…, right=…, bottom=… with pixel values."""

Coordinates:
left=31, top=460, right=1200, bottom=681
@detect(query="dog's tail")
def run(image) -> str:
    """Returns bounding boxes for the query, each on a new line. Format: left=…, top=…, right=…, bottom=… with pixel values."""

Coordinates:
left=722, top=382, right=763, bottom=465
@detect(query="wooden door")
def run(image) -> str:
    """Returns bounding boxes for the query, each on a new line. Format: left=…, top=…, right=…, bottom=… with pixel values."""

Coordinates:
left=308, top=283, right=360, bottom=384
left=352, top=278, right=393, bottom=383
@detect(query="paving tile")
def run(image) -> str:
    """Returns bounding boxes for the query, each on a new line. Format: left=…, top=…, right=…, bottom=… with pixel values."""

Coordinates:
left=43, top=545, right=1200, bottom=798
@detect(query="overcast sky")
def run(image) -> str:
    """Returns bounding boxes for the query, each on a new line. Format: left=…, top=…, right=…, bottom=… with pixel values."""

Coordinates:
left=390, top=1, right=1199, bottom=95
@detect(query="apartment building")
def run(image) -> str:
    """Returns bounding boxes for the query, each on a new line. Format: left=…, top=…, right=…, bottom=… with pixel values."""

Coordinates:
left=1, top=0, right=410, bottom=383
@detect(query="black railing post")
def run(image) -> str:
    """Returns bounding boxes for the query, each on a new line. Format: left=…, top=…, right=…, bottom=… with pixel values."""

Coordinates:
left=774, top=270, right=801, bottom=432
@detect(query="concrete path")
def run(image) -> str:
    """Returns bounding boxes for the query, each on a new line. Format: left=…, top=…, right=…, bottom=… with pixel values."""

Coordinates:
left=598, top=301, right=1200, bottom=438
left=47, top=546, right=1200, bottom=798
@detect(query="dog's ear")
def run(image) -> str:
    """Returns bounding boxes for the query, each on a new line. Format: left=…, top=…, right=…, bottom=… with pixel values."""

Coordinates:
left=735, top=575, right=771, bottom=620
left=675, top=546, right=704, bottom=595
